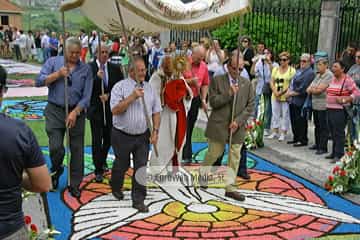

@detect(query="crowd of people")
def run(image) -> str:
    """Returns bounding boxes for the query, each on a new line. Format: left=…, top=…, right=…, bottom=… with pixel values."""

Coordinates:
left=1, top=25, right=360, bottom=239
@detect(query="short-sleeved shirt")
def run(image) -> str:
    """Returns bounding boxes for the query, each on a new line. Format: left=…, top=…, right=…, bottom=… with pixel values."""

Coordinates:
left=272, top=66, right=296, bottom=102
left=110, top=78, right=162, bottom=135
left=310, top=69, right=333, bottom=110
left=0, top=113, right=45, bottom=239
left=348, top=64, right=360, bottom=88
left=189, top=60, right=210, bottom=98
left=326, top=75, right=360, bottom=110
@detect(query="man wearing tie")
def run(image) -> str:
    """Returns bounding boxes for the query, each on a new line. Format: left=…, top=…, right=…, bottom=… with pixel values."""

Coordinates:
left=88, top=44, right=123, bottom=182
left=200, top=51, right=255, bottom=201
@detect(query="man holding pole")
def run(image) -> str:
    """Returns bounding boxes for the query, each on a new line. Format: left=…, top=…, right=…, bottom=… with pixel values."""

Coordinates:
left=200, top=51, right=255, bottom=201
left=110, top=56, right=161, bottom=212
left=88, top=43, right=123, bottom=182
left=36, top=37, right=93, bottom=198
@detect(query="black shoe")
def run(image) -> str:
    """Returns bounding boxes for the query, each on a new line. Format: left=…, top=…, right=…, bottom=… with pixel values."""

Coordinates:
left=68, top=186, right=81, bottom=198
left=133, top=202, right=149, bottom=213
left=238, top=172, right=250, bottom=180
left=51, top=167, right=64, bottom=190
left=225, top=191, right=246, bottom=201
left=293, top=142, right=308, bottom=147
left=287, top=140, right=297, bottom=144
left=330, top=157, right=340, bottom=164
left=309, top=145, right=318, bottom=150
left=95, top=173, right=104, bottom=183
left=315, top=150, right=327, bottom=155
left=325, top=154, right=334, bottom=159
left=112, top=191, right=124, bottom=200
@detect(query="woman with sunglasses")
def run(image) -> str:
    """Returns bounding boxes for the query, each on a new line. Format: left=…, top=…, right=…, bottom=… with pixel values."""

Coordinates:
left=241, top=36, right=255, bottom=78
left=252, top=48, right=279, bottom=135
left=268, top=52, right=296, bottom=141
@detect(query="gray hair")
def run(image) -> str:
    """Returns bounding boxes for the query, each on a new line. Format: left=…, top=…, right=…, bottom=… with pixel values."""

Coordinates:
left=316, top=58, right=329, bottom=65
left=128, top=56, right=145, bottom=72
left=65, top=37, right=81, bottom=50
left=300, top=53, right=311, bottom=61
left=95, top=42, right=111, bottom=55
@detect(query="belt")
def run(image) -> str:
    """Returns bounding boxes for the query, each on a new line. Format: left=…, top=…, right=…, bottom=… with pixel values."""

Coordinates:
left=113, top=127, right=148, bottom=137
left=49, top=102, right=76, bottom=111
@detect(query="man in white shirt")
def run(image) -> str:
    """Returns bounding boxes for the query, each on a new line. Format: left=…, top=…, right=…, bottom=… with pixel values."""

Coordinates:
left=41, top=31, right=50, bottom=62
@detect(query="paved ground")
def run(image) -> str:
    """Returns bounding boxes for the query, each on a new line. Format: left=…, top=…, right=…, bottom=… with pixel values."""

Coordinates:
left=196, top=111, right=360, bottom=205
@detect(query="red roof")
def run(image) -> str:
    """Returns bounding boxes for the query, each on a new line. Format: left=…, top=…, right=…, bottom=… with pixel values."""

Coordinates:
left=0, top=0, right=23, bottom=13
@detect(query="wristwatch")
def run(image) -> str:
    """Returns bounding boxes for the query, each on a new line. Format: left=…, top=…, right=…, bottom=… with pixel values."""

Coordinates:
left=153, top=128, right=159, bottom=134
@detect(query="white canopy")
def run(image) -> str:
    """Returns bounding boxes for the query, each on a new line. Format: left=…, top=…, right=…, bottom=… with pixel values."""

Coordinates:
left=60, top=0, right=250, bottom=34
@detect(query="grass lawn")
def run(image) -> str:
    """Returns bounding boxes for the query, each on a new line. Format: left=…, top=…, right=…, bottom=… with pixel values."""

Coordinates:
left=4, top=96, right=207, bottom=147
left=8, top=73, right=38, bottom=80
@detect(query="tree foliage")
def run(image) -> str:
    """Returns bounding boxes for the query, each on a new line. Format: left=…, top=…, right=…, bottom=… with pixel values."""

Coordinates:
left=212, top=13, right=309, bottom=61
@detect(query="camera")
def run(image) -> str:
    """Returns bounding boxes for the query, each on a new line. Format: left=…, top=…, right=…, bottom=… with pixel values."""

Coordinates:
left=275, top=78, right=284, bottom=92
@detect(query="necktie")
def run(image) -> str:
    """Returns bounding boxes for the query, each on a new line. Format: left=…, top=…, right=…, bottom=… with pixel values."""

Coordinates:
left=101, top=64, right=108, bottom=88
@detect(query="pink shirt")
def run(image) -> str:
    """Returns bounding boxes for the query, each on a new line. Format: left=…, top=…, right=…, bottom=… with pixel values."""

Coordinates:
left=326, top=75, right=360, bottom=109
left=189, top=60, right=210, bottom=97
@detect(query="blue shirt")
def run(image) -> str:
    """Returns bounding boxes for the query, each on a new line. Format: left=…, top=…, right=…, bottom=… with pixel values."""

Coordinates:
left=290, top=67, right=315, bottom=106
left=49, top=37, right=58, bottom=49
left=0, top=113, right=45, bottom=239
left=110, top=78, right=162, bottom=135
left=36, top=56, right=93, bottom=109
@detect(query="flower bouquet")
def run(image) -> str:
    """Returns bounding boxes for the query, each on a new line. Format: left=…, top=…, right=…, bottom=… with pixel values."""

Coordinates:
left=325, top=146, right=360, bottom=194
left=24, top=215, right=60, bottom=240
left=244, top=118, right=265, bottom=149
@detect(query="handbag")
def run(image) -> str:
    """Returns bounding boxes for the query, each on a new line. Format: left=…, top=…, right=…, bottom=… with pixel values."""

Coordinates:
left=339, top=76, right=354, bottom=119
left=261, top=61, right=272, bottom=95
left=301, top=94, right=312, bottom=120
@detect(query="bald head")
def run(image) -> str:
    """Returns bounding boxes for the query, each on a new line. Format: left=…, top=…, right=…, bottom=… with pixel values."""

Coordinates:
left=192, top=45, right=206, bottom=65
left=229, top=50, right=245, bottom=70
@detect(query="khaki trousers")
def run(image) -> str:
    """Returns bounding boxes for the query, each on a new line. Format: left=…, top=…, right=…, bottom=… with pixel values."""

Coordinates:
left=201, top=138, right=242, bottom=192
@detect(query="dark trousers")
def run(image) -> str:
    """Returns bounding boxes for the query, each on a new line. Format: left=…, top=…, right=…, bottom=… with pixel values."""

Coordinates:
left=14, top=44, right=21, bottom=61
left=263, top=93, right=272, bottom=130
left=328, top=109, right=347, bottom=158
left=183, top=96, right=201, bottom=160
left=289, top=103, right=308, bottom=144
left=90, top=119, right=111, bottom=175
left=45, top=103, right=85, bottom=188
left=313, top=110, right=328, bottom=151
left=111, top=128, right=150, bottom=204
left=213, top=144, right=247, bottom=175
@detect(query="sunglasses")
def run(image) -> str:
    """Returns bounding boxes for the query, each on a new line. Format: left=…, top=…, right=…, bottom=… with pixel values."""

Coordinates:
left=242, top=40, right=249, bottom=43
left=280, top=58, right=288, bottom=62
left=300, top=60, right=308, bottom=63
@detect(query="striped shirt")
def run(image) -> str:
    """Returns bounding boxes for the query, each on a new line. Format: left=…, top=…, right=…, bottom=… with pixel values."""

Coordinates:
left=326, top=75, right=360, bottom=109
left=110, top=78, right=162, bottom=135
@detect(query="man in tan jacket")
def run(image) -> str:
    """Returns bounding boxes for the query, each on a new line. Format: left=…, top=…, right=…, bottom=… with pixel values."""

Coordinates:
left=200, top=51, right=255, bottom=201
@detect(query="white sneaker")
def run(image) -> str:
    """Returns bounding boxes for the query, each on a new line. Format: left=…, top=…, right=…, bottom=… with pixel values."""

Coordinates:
left=264, top=129, right=270, bottom=136
left=267, top=133, right=278, bottom=139
left=278, top=134, right=286, bottom=142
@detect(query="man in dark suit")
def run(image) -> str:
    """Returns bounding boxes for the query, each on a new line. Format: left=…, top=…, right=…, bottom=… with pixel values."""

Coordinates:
left=88, top=43, right=123, bottom=182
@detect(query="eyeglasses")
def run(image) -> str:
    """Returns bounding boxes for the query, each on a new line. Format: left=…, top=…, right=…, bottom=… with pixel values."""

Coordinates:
left=280, top=58, right=288, bottom=62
